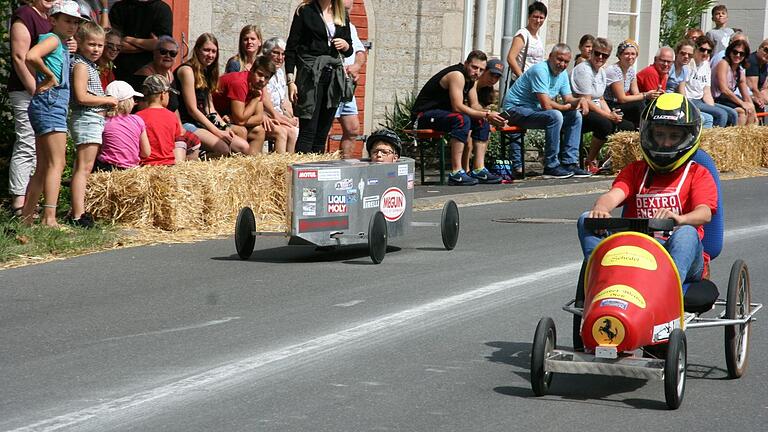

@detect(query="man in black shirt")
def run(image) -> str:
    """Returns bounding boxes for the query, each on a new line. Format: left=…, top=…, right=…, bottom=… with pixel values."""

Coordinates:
left=109, top=0, right=173, bottom=81
left=412, top=51, right=506, bottom=185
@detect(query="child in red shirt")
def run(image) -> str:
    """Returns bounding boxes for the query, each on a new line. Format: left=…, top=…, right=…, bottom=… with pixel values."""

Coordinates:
left=137, top=74, right=183, bottom=165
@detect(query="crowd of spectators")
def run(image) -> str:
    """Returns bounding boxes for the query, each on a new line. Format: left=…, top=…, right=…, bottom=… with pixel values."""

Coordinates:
left=411, top=2, right=767, bottom=186
left=6, top=0, right=367, bottom=227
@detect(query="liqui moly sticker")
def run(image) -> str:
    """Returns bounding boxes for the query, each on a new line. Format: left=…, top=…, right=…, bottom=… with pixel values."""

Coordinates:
left=397, top=164, right=408, bottom=176
left=297, top=170, right=317, bottom=179
left=318, top=169, right=341, bottom=181
left=327, top=194, right=348, bottom=213
left=380, top=187, right=406, bottom=221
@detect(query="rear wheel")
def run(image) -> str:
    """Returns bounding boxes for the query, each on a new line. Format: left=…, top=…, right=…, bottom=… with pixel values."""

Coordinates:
left=234, top=207, right=256, bottom=260
left=440, top=200, right=460, bottom=250
left=725, top=260, right=751, bottom=378
left=368, top=211, right=387, bottom=264
left=664, top=329, right=687, bottom=410
left=531, top=317, right=556, bottom=396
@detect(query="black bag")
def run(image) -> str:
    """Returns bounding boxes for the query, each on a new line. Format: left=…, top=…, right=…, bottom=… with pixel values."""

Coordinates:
left=340, top=70, right=356, bottom=103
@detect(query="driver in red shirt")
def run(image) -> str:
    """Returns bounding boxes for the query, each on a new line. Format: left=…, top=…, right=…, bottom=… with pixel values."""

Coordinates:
left=577, top=93, right=718, bottom=284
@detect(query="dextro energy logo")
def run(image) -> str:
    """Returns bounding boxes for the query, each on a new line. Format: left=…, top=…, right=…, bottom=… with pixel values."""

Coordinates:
left=380, top=187, right=406, bottom=221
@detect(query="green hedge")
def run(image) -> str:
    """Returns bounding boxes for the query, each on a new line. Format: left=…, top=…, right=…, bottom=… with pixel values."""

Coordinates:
left=1, top=1, right=23, bottom=199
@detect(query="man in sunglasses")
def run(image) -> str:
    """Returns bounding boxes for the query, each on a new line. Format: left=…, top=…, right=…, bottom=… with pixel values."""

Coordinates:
left=745, top=39, right=768, bottom=113
left=636, top=46, right=675, bottom=95
left=109, top=0, right=173, bottom=81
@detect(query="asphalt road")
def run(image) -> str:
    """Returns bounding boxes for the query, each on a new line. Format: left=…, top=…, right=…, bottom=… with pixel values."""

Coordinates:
left=1, top=177, right=766, bottom=431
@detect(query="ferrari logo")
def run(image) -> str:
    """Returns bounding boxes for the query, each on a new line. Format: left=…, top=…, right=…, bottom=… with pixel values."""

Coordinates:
left=592, top=316, right=626, bottom=346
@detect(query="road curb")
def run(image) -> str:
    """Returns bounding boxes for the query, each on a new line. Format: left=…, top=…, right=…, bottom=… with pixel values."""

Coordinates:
left=413, top=180, right=615, bottom=210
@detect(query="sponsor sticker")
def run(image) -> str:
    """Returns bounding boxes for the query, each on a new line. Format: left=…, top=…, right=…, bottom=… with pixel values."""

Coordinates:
left=299, top=216, right=349, bottom=233
left=397, top=164, right=408, bottom=176
left=386, top=171, right=397, bottom=178
left=334, top=178, right=353, bottom=190
left=358, top=178, right=365, bottom=197
left=367, top=178, right=379, bottom=185
left=318, top=168, right=341, bottom=181
left=380, top=187, right=406, bottom=221
left=599, top=299, right=629, bottom=310
left=652, top=319, right=680, bottom=343
left=327, top=194, right=348, bottom=213
left=302, top=202, right=316, bottom=216
left=601, top=245, right=658, bottom=270
left=302, top=187, right=317, bottom=202
left=346, top=189, right=359, bottom=204
left=297, top=170, right=317, bottom=180
left=591, top=284, right=647, bottom=309
left=363, top=195, right=380, bottom=209
left=407, top=179, right=414, bottom=190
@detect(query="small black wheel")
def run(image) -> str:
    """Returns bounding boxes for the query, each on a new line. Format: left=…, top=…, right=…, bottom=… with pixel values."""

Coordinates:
left=572, top=261, right=587, bottom=351
left=531, top=317, right=556, bottom=397
left=664, top=329, right=687, bottom=410
left=440, top=200, right=460, bottom=250
left=368, top=211, right=387, bottom=264
left=725, top=260, right=751, bottom=378
left=234, top=207, right=256, bottom=260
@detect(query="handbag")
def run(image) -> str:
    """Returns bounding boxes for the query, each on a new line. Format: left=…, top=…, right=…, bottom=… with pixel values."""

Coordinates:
left=340, top=67, right=356, bottom=103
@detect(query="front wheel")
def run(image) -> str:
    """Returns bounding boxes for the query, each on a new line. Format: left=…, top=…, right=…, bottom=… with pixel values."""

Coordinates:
left=440, top=200, right=459, bottom=250
left=368, top=211, right=387, bottom=264
left=725, top=260, right=751, bottom=378
left=234, top=207, right=256, bottom=260
left=531, top=317, right=556, bottom=397
left=664, top=329, right=687, bottom=410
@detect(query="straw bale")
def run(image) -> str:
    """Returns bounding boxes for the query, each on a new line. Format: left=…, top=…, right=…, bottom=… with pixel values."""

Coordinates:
left=607, top=126, right=768, bottom=173
left=85, top=153, right=339, bottom=232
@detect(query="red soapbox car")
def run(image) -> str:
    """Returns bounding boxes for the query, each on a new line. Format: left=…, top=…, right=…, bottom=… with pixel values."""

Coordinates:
left=530, top=217, right=762, bottom=410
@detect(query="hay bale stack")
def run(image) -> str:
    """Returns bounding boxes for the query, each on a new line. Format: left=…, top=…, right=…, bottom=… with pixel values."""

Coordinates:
left=85, top=153, right=338, bottom=232
left=607, top=126, right=768, bottom=173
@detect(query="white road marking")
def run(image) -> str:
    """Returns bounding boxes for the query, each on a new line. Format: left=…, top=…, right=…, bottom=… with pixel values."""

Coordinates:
left=725, top=222, right=768, bottom=241
left=98, top=317, right=241, bottom=342
left=333, top=300, right=365, bottom=308
left=10, top=262, right=580, bottom=432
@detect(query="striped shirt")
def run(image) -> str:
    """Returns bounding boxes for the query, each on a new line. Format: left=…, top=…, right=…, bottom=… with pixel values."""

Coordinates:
left=71, top=54, right=108, bottom=113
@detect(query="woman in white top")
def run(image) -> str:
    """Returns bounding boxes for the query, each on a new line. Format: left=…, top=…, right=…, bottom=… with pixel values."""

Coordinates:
left=505, top=1, right=547, bottom=85
left=602, top=39, right=661, bottom=128
left=571, top=38, right=634, bottom=173
left=262, top=37, right=298, bottom=153
left=686, top=35, right=738, bottom=127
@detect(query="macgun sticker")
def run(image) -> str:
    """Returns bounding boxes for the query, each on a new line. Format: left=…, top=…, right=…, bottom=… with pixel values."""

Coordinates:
left=379, top=187, right=406, bottom=222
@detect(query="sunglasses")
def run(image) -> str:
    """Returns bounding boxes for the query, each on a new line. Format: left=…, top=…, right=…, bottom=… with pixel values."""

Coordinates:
left=157, top=48, right=178, bottom=58
left=731, top=50, right=746, bottom=57
left=698, top=47, right=712, bottom=54
left=106, top=43, right=122, bottom=51
left=592, top=51, right=610, bottom=59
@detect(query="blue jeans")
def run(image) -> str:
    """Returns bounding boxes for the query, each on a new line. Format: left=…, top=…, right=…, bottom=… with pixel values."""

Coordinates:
left=576, top=212, right=704, bottom=284
left=503, top=106, right=581, bottom=170
left=690, top=98, right=736, bottom=127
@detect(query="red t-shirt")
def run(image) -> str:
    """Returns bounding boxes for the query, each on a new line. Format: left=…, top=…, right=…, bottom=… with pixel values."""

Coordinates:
left=612, top=160, right=718, bottom=241
left=636, top=65, right=669, bottom=93
left=137, top=107, right=182, bottom=166
left=213, top=71, right=252, bottom=116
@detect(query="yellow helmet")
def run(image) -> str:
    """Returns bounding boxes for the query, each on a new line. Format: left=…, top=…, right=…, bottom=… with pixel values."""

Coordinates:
left=639, top=93, right=702, bottom=172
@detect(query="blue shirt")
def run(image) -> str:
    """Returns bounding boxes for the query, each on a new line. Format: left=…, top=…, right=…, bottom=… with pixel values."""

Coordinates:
left=666, top=64, right=688, bottom=93
left=502, top=61, right=572, bottom=110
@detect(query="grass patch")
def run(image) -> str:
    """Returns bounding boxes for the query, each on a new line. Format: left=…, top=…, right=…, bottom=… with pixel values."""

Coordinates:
left=0, top=211, right=119, bottom=267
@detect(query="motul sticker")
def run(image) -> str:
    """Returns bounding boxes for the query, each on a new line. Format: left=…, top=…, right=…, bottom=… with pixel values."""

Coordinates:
left=297, top=170, right=317, bottom=179
left=380, top=187, right=406, bottom=221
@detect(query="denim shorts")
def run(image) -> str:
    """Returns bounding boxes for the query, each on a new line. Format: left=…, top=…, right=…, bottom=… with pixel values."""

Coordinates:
left=335, top=96, right=358, bottom=118
left=28, top=87, right=69, bottom=136
left=69, top=109, right=106, bottom=145
left=182, top=122, right=199, bottom=133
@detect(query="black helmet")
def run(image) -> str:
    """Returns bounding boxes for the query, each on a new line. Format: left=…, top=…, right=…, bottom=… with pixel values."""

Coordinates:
left=366, top=128, right=402, bottom=157
left=639, top=93, right=702, bottom=172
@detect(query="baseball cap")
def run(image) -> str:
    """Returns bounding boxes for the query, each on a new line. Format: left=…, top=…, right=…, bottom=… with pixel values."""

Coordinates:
left=142, top=74, right=180, bottom=95
left=106, top=81, right=143, bottom=101
left=50, top=1, right=90, bottom=21
left=486, top=58, right=504, bottom=76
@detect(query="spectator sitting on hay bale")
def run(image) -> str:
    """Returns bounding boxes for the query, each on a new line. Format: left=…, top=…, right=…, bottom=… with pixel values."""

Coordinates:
left=96, top=81, right=150, bottom=171
left=138, top=74, right=199, bottom=165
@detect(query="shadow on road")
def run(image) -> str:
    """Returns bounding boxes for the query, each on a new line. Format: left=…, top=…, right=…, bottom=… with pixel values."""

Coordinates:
left=211, top=245, right=402, bottom=264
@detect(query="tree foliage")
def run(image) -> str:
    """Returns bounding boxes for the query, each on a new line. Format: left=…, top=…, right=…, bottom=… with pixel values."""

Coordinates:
left=659, top=0, right=715, bottom=47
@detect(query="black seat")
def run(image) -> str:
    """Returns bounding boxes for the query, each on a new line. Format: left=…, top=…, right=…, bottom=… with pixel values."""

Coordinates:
left=683, top=279, right=720, bottom=313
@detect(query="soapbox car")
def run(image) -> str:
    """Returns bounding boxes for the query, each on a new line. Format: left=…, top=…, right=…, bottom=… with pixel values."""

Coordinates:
left=234, top=157, right=459, bottom=264
left=530, top=217, right=762, bottom=409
